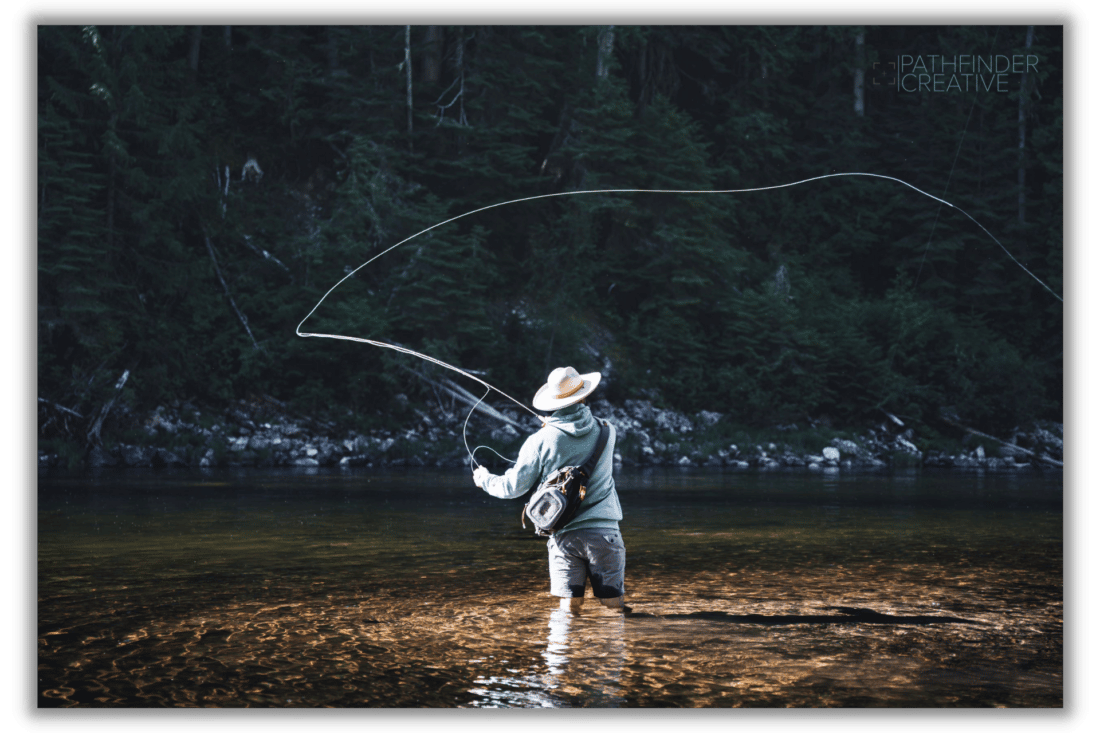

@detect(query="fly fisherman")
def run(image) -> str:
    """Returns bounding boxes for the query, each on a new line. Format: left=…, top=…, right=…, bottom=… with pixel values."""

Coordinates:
left=473, top=367, right=629, bottom=615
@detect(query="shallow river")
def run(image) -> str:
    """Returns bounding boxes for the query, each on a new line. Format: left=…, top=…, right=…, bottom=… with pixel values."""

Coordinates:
left=37, top=466, right=1062, bottom=707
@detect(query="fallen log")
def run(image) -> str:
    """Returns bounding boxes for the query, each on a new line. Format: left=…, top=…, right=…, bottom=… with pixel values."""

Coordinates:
left=940, top=415, right=1063, bottom=468
left=398, top=364, right=528, bottom=431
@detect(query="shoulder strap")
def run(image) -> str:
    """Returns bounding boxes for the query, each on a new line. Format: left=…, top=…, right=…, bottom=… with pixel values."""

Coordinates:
left=580, top=420, right=610, bottom=477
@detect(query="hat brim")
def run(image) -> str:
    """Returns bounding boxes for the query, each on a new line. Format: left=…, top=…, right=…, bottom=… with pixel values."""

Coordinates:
left=532, top=372, right=602, bottom=412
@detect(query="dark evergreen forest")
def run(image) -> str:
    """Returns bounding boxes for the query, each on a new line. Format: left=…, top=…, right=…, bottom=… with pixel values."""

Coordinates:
left=37, top=25, right=1063, bottom=452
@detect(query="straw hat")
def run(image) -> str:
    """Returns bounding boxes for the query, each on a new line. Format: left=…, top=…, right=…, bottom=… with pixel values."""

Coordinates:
left=532, top=366, right=602, bottom=411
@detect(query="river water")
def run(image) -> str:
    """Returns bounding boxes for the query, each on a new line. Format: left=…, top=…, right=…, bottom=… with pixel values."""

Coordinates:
left=37, top=466, right=1062, bottom=708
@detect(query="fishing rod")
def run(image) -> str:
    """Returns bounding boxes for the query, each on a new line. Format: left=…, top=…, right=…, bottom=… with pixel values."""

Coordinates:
left=297, top=172, right=1063, bottom=467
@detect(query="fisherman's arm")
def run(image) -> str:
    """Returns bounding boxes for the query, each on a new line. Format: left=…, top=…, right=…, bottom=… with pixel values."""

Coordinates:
left=473, top=434, right=544, bottom=499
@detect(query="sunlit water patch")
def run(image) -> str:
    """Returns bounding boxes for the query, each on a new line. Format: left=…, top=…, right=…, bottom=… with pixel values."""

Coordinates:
left=38, top=467, right=1062, bottom=707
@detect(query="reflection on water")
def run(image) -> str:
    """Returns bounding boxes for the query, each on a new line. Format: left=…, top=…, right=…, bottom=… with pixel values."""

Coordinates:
left=38, top=467, right=1062, bottom=707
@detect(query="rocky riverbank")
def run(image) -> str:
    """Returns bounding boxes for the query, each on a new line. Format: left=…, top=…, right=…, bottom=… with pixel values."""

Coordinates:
left=38, top=393, right=1063, bottom=474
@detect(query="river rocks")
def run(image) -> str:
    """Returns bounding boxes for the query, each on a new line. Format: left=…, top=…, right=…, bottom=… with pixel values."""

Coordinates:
left=655, top=409, right=693, bottom=434
left=38, top=393, right=1063, bottom=474
left=248, top=434, right=274, bottom=452
left=86, top=444, right=119, bottom=468
left=895, top=436, right=921, bottom=456
left=696, top=410, right=723, bottom=427
left=144, top=408, right=176, bottom=436
left=831, top=438, right=864, bottom=458
left=228, top=407, right=256, bottom=430
left=120, top=444, right=155, bottom=467
left=153, top=448, right=186, bottom=467
left=490, top=425, right=520, bottom=442
left=622, top=399, right=655, bottom=423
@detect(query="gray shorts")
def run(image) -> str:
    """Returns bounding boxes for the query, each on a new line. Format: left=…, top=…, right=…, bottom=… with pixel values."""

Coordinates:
left=547, top=527, right=626, bottom=599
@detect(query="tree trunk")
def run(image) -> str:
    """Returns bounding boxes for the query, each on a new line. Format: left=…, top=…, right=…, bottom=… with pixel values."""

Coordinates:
left=761, top=58, right=768, bottom=108
left=106, top=112, right=117, bottom=253
left=367, top=26, right=375, bottom=76
left=422, top=25, right=443, bottom=83
left=188, top=26, right=202, bottom=72
left=97, top=28, right=120, bottom=254
left=853, top=30, right=865, bottom=117
left=596, top=26, right=615, bottom=78
left=323, top=24, right=345, bottom=76
left=326, top=26, right=340, bottom=74
left=1018, top=25, right=1035, bottom=226
left=405, top=25, right=414, bottom=145
left=455, top=27, right=466, bottom=125
left=86, top=369, right=131, bottom=447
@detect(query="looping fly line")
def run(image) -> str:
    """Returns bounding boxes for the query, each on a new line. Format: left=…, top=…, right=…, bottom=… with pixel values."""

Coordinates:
left=296, top=172, right=1063, bottom=467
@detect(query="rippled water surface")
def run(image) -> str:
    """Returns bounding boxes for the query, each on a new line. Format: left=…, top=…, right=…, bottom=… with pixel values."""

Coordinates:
left=38, top=467, right=1062, bottom=707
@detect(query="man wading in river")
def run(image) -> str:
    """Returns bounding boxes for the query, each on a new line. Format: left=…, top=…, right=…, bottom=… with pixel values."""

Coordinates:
left=473, top=367, right=629, bottom=615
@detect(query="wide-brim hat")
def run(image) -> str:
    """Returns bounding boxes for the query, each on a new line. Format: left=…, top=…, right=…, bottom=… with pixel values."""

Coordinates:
left=532, top=366, right=602, bottom=411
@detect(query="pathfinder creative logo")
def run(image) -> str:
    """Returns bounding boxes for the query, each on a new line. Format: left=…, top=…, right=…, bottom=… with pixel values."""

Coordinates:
left=873, top=54, right=1039, bottom=92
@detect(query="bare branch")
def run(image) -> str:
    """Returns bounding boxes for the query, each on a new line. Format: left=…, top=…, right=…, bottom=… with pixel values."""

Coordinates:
left=242, top=235, right=290, bottom=273
left=203, top=229, right=260, bottom=350
left=38, top=397, right=84, bottom=419
left=432, top=76, right=460, bottom=107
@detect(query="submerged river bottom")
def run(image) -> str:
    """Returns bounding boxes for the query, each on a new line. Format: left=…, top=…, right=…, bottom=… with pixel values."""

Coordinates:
left=38, top=467, right=1062, bottom=707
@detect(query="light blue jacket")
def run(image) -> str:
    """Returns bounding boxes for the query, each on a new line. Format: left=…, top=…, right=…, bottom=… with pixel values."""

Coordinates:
left=480, top=403, right=622, bottom=534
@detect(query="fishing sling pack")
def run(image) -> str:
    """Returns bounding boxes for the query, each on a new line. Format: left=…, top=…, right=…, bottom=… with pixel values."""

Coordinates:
left=522, top=420, right=610, bottom=537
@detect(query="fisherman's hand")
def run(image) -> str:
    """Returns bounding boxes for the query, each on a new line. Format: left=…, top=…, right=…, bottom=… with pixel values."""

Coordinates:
left=472, top=466, right=491, bottom=488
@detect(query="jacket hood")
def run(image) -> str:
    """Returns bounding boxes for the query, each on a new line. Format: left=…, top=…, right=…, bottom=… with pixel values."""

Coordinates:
left=545, top=402, right=596, bottom=438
